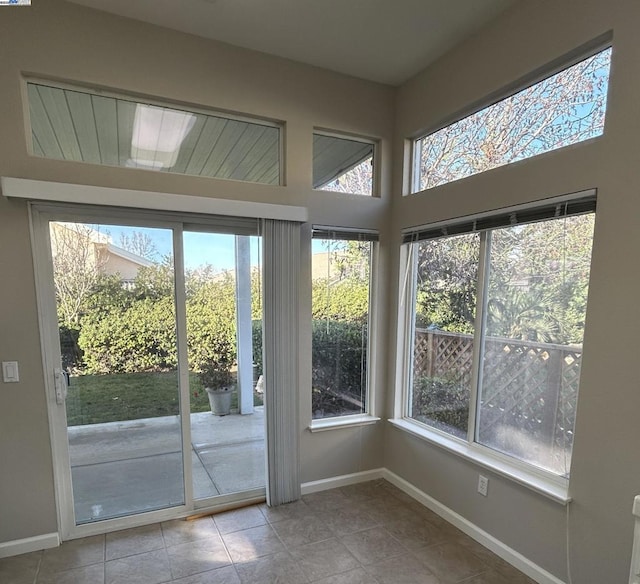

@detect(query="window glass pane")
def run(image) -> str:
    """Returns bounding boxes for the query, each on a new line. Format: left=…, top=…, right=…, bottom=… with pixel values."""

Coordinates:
left=312, top=238, right=371, bottom=418
left=51, top=222, right=184, bottom=522
left=414, top=48, right=611, bottom=191
left=27, top=82, right=281, bottom=185
left=476, top=214, right=595, bottom=474
left=183, top=233, right=265, bottom=498
left=313, top=134, right=374, bottom=196
left=409, top=233, right=480, bottom=438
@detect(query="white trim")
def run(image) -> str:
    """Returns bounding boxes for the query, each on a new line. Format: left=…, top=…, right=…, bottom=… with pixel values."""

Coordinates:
left=309, top=414, right=380, bottom=432
left=388, top=418, right=570, bottom=504
left=383, top=468, right=566, bottom=584
left=29, top=206, right=78, bottom=539
left=173, top=225, right=194, bottom=513
left=395, top=243, right=415, bottom=419
left=300, top=468, right=385, bottom=495
left=1, top=177, right=308, bottom=222
left=62, top=491, right=265, bottom=541
left=0, top=533, right=60, bottom=559
left=366, top=240, right=379, bottom=417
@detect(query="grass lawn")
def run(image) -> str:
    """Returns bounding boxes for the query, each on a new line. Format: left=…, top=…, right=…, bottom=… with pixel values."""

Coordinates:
left=66, top=371, right=262, bottom=426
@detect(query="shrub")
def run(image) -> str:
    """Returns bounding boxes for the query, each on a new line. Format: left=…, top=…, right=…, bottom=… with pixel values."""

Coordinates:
left=186, top=275, right=237, bottom=371
left=311, top=279, right=369, bottom=323
left=59, top=325, right=82, bottom=371
left=312, top=319, right=367, bottom=416
left=252, top=319, right=263, bottom=376
left=412, top=375, right=469, bottom=436
left=79, top=297, right=177, bottom=374
left=197, top=338, right=235, bottom=389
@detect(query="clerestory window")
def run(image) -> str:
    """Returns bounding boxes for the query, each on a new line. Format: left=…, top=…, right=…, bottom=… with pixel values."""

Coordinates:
left=313, top=133, right=376, bottom=196
left=26, top=80, right=282, bottom=185
left=412, top=46, right=612, bottom=192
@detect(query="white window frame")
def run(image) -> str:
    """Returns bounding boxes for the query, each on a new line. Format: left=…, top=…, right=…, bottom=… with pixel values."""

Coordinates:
left=309, top=226, right=380, bottom=431
left=392, top=191, right=597, bottom=504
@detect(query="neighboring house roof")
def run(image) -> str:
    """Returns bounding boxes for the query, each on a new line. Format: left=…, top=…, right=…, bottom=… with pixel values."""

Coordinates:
left=51, top=222, right=153, bottom=282
left=102, top=243, right=153, bottom=268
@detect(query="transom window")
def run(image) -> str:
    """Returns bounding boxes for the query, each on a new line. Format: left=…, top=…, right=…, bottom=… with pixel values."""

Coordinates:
left=401, top=194, right=596, bottom=477
left=313, top=133, right=375, bottom=196
left=26, top=80, right=282, bottom=185
left=311, top=228, right=377, bottom=419
left=412, top=46, right=612, bottom=192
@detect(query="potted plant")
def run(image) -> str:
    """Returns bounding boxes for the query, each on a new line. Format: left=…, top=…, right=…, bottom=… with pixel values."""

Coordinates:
left=198, top=353, right=235, bottom=416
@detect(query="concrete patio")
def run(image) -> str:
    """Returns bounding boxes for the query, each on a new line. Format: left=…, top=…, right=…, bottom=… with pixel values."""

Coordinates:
left=67, top=408, right=265, bottom=524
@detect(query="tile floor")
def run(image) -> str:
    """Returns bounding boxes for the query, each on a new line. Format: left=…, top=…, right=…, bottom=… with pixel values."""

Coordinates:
left=0, top=480, right=537, bottom=584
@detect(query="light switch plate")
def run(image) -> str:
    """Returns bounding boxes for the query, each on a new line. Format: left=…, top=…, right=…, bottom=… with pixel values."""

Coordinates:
left=2, top=361, right=19, bottom=382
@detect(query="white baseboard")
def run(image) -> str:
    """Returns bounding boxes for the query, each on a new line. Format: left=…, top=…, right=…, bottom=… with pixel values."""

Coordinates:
left=0, top=533, right=59, bottom=558
left=382, top=469, right=565, bottom=584
left=301, top=468, right=385, bottom=495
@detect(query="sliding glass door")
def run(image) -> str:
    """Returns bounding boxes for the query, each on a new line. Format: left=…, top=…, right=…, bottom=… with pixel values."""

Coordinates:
left=33, top=207, right=265, bottom=538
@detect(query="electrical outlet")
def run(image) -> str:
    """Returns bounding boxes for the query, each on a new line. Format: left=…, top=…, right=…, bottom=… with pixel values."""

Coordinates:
left=478, top=474, right=489, bottom=496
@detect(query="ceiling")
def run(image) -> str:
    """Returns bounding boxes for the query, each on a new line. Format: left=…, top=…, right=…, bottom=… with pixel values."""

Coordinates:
left=66, top=0, right=518, bottom=86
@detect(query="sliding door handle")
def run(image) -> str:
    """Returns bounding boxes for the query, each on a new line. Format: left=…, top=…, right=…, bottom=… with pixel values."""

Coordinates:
left=54, top=368, right=68, bottom=405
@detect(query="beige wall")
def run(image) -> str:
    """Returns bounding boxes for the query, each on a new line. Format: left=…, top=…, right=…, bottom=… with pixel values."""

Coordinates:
left=387, top=0, right=640, bottom=582
left=4, top=0, right=640, bottom=581
left=0, top=0, right=393, bottom=544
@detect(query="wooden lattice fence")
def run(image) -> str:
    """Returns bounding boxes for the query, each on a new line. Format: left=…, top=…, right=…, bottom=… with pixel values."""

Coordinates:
left=413, top=328, right=582, bottom=466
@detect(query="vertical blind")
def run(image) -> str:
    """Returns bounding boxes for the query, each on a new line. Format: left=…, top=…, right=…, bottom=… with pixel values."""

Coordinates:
left=262, top=219, right=301, bottom=506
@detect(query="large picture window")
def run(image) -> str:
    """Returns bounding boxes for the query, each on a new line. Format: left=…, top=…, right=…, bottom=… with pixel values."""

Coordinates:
left=311, top=228, right=376, bottom=419
left=403, top=195, right=596, bottom=477
left=412, top=46, right=611, bottom=192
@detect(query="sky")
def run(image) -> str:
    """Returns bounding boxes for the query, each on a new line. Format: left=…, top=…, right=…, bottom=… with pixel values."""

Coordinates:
left=102, top=224, right=327, bottom=271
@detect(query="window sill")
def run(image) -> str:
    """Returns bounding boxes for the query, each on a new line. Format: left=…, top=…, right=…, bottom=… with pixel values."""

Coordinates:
left=309, top=414, right=381, bottom=433
left=388, top=418, right=571, bottom=505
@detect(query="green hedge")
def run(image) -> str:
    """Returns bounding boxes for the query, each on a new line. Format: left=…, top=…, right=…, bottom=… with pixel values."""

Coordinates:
left=311, top=319, right=367, bottom=417
left=79, top=297, right=177, bottom=373
left=411, top=375, right=469, bottom=437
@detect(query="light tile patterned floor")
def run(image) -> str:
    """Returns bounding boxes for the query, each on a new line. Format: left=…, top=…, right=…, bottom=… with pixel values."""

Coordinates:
left=0, top=480, right=537, bottom=584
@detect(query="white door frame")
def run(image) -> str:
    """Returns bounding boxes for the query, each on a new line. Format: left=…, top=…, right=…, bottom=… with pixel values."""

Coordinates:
left=30, top=203, right=265, bottom=541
